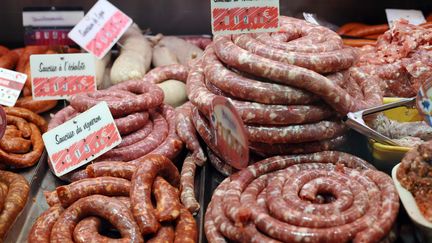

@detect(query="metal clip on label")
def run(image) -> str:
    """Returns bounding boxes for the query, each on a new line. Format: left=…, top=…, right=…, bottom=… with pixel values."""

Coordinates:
left=344, top=97, right=416, bottom=146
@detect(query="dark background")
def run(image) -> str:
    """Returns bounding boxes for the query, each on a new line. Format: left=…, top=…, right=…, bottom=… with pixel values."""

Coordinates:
left=3, top=0, right=432, bottom=45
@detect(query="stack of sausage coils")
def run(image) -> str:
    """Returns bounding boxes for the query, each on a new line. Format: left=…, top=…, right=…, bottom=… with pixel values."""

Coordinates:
left=187, top=16, right=383, bottom=175
left=48, top=64, right=191, bottom=181
left=28, top=154, right=197, bottom=242
left=204, top=151, right=400, bottom=243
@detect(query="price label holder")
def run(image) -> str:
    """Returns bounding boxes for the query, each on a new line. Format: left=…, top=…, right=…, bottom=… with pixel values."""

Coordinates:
left=211, top=0, right=279, bottom=35
left=0, top=106, right=6, bottom=140
left=386, top=9, right=426, bottom=27
left=23, top=6, right=84, bottom=46
left=68, top=0, right=133, bottom=59
left=416, top=78, right=432, bottom=126
left=30, top=53, right=96, bottom=100
left=209, top=96, right=249, bottom=169
left=0, top=68, right=27, bottom=107
left=43, top=101, right=122, bottom=177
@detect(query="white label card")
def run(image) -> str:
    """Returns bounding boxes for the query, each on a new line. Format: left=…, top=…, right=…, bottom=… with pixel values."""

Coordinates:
left=0, top=68, right=27, bottom=107
left=30, top=53, right=96, bottom=100
left=43, top=101, right=122, bottom=177
left=68, top=0, right=133, bottom=59
left=386, top=9, right=426, bottom=27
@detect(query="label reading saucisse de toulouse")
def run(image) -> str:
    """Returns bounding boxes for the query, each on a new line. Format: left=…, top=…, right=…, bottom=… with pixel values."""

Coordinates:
left=210, top=96, right=249, bottom=169
left=211, top=0, right=279, bottom=35
left=385, top=9, right=426, bottom=27
left=43, top=101, right=122, bottom=177
left=0, top=68, right=27, bottom=106
left=68, top=0, right=132, bottom=59
left=30, top=53, right=96, bottom=100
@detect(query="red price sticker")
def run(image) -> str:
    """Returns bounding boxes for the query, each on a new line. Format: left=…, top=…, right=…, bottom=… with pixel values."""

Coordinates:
left=43, top=101, right=122, bottom=177
left=416, top=77, right=432, bottom=126
left=211, top=0, right=279, bottom=35
left=0, top=68, right=27, bottom=107
left=0, top=106, right=6, bottom=140
left=210, top=96, right=249, bottom=169
left=68, top=0, right=132, bottom=59
left=30, top=53, right=96, bottom=100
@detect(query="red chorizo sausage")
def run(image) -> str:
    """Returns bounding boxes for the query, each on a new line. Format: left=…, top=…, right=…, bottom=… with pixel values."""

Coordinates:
left=130, top=155, right=180, bottom=235
left=0, top=170, right=30, bottom=240
left=28, top=205, right=64, bottom=243
left=174, top=207, right=198, bottom=243
left=50, top=195, right=143, bottom=243
left=153, top=176, right=181, bottom=222
left=147, top=225, right=175, bottom=243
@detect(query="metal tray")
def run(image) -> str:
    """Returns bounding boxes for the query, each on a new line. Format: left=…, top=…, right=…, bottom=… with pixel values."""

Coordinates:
left=6, top=153, right=207, bottom=243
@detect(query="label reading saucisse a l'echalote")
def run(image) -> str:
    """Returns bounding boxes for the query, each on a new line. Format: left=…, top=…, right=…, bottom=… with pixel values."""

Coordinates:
left=43, top=101, right=122, bottom=177
left=30, top=53, right=96, bottom=100
left=0, top=68, right=27, bottom=107
left=210, top=96, right=249, bottom=169
left=68, top=0, right=132, bottom=59
left=211, top=0, right=279, bottom=35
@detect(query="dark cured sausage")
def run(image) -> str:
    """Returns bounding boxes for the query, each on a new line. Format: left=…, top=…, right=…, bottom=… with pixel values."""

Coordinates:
left=130, top=155, right=180, bottom=235
left=0, top=170, right=29, bottom=240
left=3, top=107, right=47, bottom=133
left=28, top=205, right=64, bottom=243
left=50, top=195, right=143, bottom=243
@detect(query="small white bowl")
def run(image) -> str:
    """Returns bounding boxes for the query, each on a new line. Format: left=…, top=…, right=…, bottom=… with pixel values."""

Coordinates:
left=392, top=163, right=432, bottom=242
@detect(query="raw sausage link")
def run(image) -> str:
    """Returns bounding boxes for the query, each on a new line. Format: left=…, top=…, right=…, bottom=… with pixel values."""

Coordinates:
left=180, top=154, right=200, bottom=214
left=100, top=111, right=168, bottom=161
left=6, top=115, right=31, bottom=137
left=72, top=216, right=129, bottom=243
left=71, top=81, right=164, bottom=117
left=147, top=225, right=175, bottom=243
left=55, top=177, right=131, bottom=207
left=153, top=176, right=182, bottom=222
left=115, top=111, right=149, bottom=135
left=175, top=102, right=206, bottom=165
left=174, top=207, right=198, bottom=243
left=50, top=195, right=143, bottom=243
left=0, top=170, right=30, bottom=240
left=117, top=120, right=153, bottom=148
left=149, top=105, right=184, bottom=160
left=131, top=154, right=180, bottom=235
left=143, top=64, right=189, bottom=83
left=245, top=120, right=347, bottom=144
left=234, top=34, right=356, bottom=73
left=28, top=205, right=64, bottom=243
